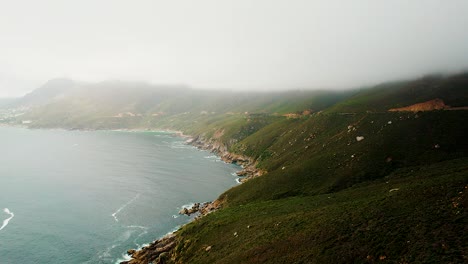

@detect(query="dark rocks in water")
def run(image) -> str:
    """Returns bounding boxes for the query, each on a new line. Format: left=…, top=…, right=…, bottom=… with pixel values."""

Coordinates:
left=178, top=203, right=201, bottom=215
left=178, top=201, right=221, bottom=216
left=121, top=233, right=176, bottom=264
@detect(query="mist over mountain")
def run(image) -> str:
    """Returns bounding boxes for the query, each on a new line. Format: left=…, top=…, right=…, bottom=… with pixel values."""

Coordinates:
left=2, top=72, right=467, bottom=131
left=16, top=78, right=77, bottom=107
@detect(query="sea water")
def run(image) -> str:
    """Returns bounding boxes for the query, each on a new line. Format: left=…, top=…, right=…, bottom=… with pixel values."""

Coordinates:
left=0, top=127, right=240, bottom=263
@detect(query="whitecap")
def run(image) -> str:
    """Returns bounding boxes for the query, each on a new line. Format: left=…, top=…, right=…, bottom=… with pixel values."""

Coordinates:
left=126, top=225, right=147, bottom=229
left=114, top=253, right=132, bottom=264
left=0, top=208, right=14, bottom=231
left=170, top=142, right=195, bottom=149
left=111, top=194, right=140, bottom=222
left=179, top=202, right=195, bottom=210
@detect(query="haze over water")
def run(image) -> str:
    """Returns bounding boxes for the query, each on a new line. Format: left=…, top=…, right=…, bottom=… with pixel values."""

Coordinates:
left=0, top=127, right=239, bottom=263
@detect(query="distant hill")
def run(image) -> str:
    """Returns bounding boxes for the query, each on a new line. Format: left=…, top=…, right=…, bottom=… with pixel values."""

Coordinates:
left=14, top=78, right=77, bottom=107
left=10, top=80, right=350, bottom=129
left=4, top=73, right=466, bottom=129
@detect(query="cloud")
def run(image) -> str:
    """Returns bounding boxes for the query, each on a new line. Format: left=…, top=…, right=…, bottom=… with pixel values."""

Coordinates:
left=1, top=0, right=468, bottom=96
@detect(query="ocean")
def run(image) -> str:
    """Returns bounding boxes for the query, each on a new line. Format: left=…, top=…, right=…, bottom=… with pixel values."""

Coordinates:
left=0, top=126, right=239, bottom=263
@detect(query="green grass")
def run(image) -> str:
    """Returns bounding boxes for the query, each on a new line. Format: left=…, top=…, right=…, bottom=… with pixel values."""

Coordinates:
left=325, top=73, right=468, bottom=113
left=174, top=158, right=468, bottom=263
left=217, top=111, right=468, bottom=206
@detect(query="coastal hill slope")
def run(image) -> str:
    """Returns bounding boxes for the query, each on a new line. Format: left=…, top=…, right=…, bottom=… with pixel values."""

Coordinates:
left=2, top=73, right=468, bottom=263
left=163, top=75, right=468, bottom=264
left=11, top=81, right=350, bottom=129
left=325, top=73, right=468, bottom=113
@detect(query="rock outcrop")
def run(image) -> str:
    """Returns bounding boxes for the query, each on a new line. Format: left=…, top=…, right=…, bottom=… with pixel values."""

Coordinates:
left=120, top=233, right=176, bottom=264
left=388, top=98, right=448, bottom=112
left=179, top=199, right=224, bottom=217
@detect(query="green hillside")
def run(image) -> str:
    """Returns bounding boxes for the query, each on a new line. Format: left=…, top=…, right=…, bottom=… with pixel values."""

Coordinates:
left=160, top=74, right=467, bottom=263
left=3, top=73, right=468, bottom=263
left=326, top=73, right=468, bottom=113
left=221, top=111, right=468, bottom=204
left=174, top=158, right=467, bottom=263
left=16, top=84, right=349, bottom=130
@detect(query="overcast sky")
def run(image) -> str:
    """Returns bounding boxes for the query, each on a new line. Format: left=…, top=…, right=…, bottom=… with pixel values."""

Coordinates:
left=1, top=0, right=468, bottom=97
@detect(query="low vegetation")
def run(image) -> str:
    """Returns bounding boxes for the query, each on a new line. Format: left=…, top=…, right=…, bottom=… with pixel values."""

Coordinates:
left=3, top=73, right=468, bottom=263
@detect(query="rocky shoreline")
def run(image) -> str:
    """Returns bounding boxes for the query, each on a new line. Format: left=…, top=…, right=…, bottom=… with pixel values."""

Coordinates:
left=121, top=233, right=176, bottom=264
left=120, top=132, right=264, bottom=264
left=187, top=134, right=265, bottom=182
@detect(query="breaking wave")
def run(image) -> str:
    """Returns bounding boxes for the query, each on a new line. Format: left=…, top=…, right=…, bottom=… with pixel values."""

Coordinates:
left=0, top=208, right=14, bottom=232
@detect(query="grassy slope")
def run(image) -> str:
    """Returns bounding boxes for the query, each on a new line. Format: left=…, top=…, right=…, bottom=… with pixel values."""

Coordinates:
left=325, top=73, right=468, bottom=113
left=223, top=111, right=468, bottom=205
left=167, top=110, right=468, bottom=263
left=175, top=159, right=467, bottom=263
left=166, top=75, right=468, bottom=263
left=9, top=74, right=468, bottom=262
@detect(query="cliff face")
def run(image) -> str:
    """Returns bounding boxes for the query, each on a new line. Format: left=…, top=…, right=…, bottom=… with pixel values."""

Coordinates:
left=388, top=98, right=448, bottom=112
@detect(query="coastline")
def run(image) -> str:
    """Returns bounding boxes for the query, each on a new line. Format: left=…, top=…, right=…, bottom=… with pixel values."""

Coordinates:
left=120, top=131, right=264, bottom=264
left=2, top=124, right=262, bottom=263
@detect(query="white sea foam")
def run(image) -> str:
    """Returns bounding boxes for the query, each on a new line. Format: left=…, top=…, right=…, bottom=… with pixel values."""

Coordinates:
left=179, top=202, right=195, bottom=210
left=153, top=134, right=171, bottom=138
left=111, top=194, right=140, bottom=222
left=235, top=178, right=243, bottom=184
left=132, top=227, right=149, bottom=248
left=167, top=225, right=181, bottom=236
left=98, top=225, right=147, bottom=263
left=0, top=208, right=14, bottom=231
left=170, top=141, right=195, bottom=149
left=114, top=253, right=132, bottom=264
left=126, top=225, right=147, bottom=229
left=97, top=244, right=118, bottom=260
left=139, top=242, right=150, bottom=248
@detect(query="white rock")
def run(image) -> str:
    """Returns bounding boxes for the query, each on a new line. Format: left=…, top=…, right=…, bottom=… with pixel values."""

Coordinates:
left=356, top=136, right=365, bottom=142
